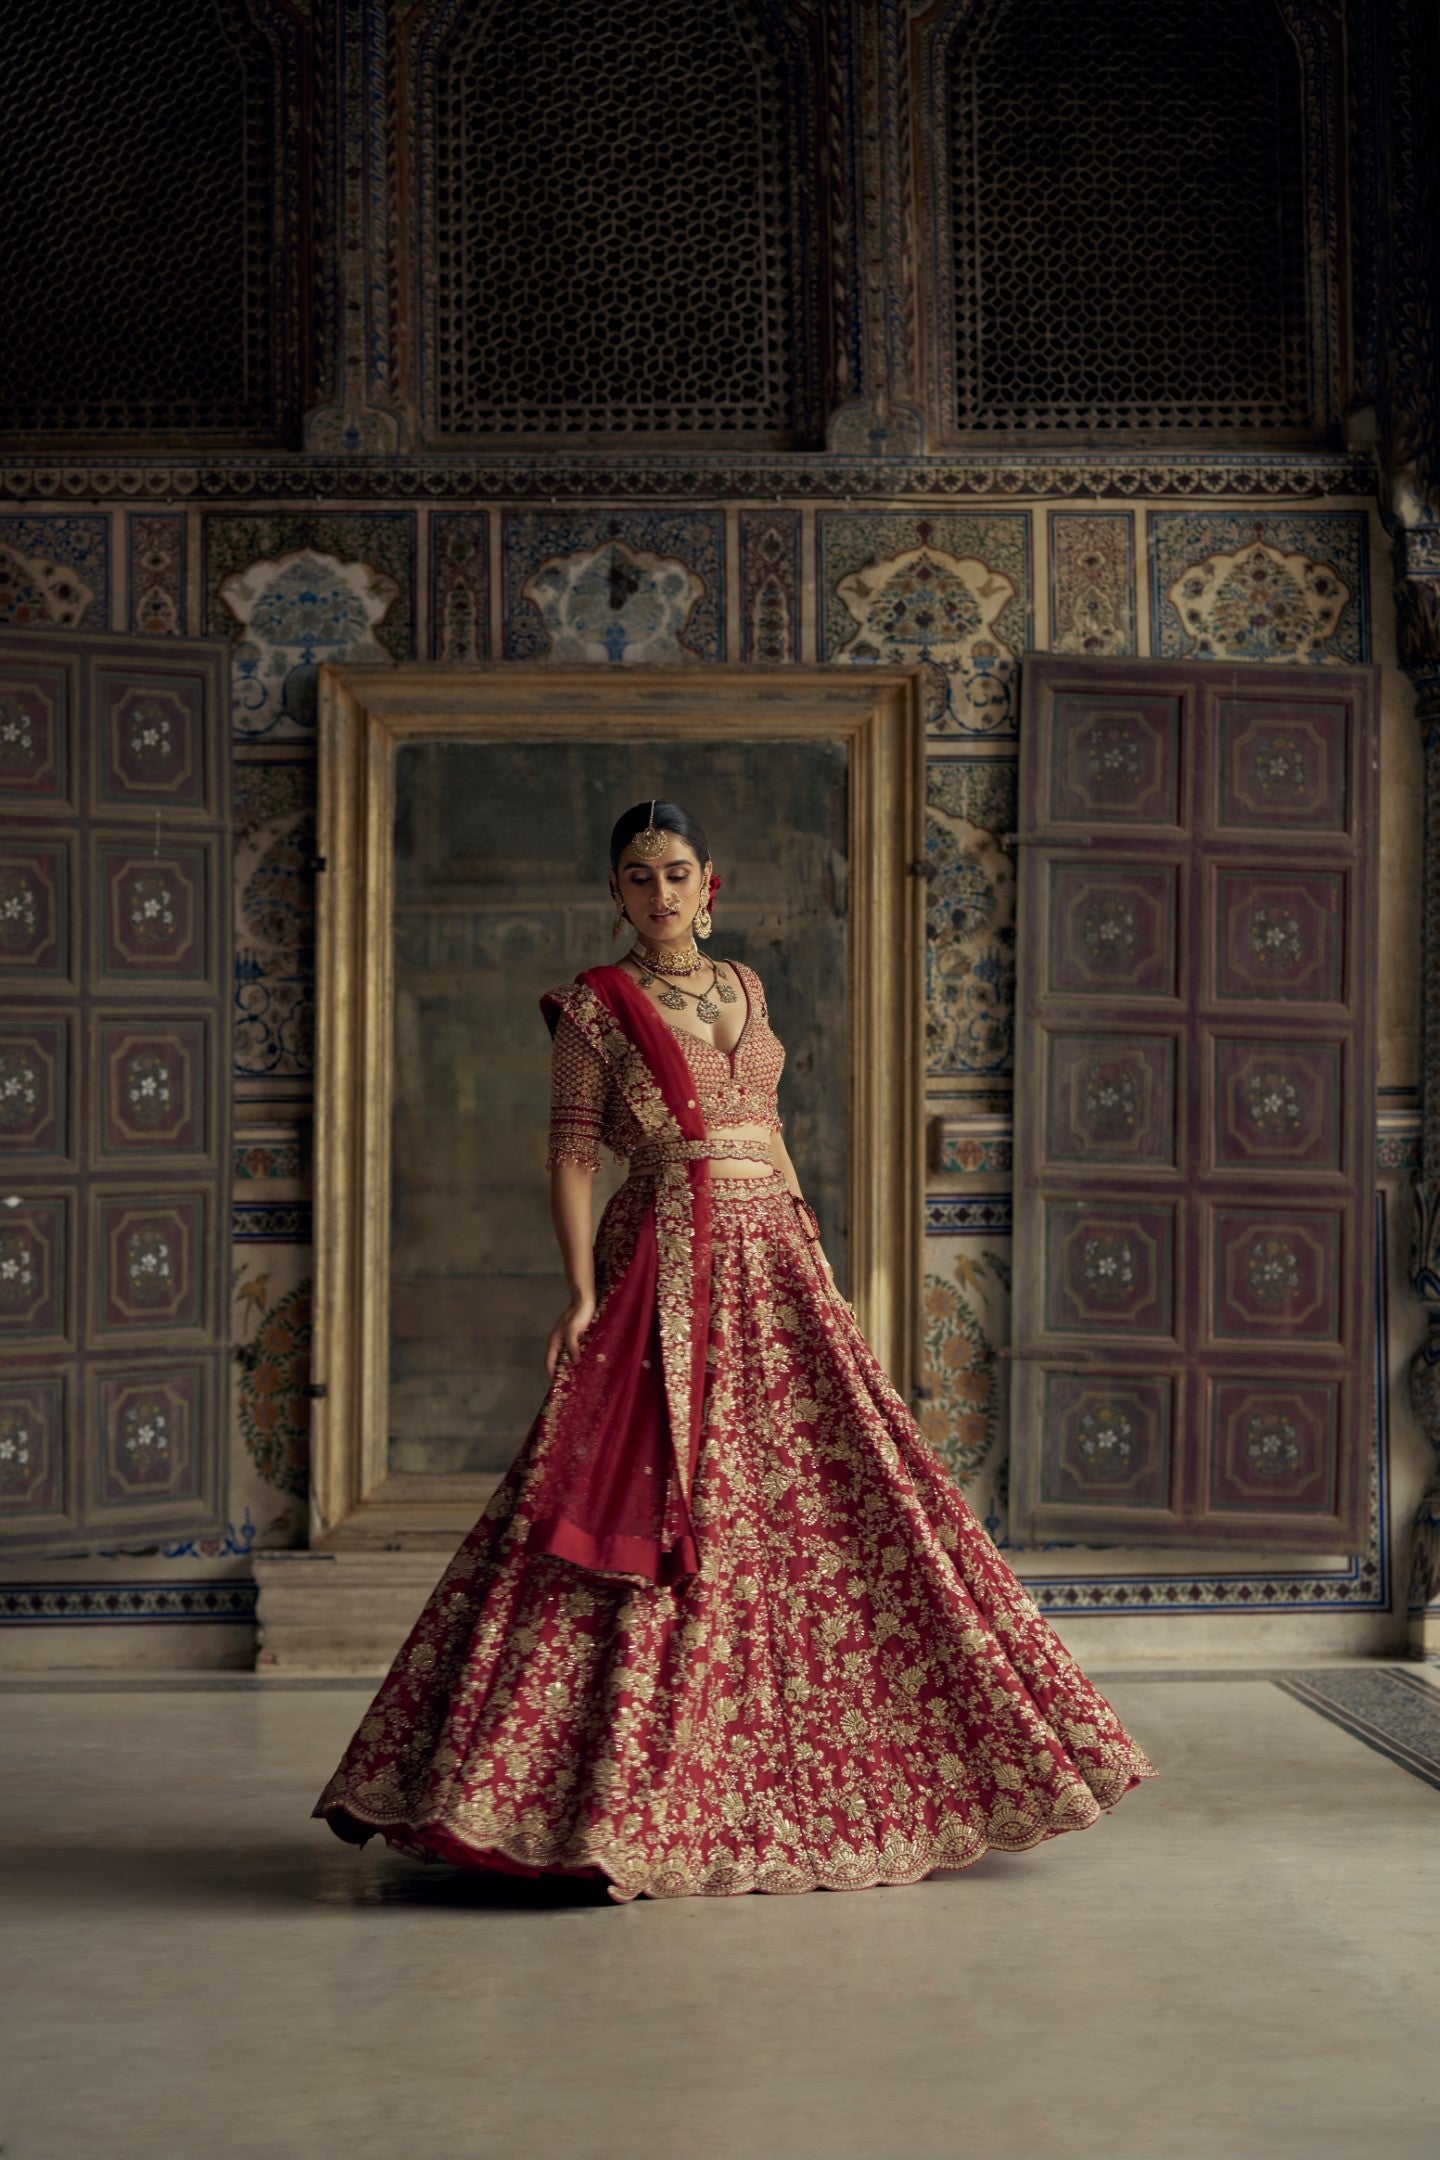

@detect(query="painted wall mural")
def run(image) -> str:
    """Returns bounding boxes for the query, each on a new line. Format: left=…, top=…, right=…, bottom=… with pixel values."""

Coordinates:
left=0, top=492, right=1411, bottom=1633
left=205, top=513, right=416, bottom=741
left=819, top=513, right=1031, bottom=737
left=503, top=511, right=724, bottom=662
left=1150, top=512, right=1369, bottom=665
left=232, top=762, right=316, bottom=1083
left=739, top=511, right=802, bottom=662
left=1049, top=511, right=1136, bottom=657
left=127, top=513, right=186, bottom=637
left=0, top=515, right=107, bottom=630
left=430, top=513, right=490, bottom=662
left=925, top=758, right=1018, bottom=1076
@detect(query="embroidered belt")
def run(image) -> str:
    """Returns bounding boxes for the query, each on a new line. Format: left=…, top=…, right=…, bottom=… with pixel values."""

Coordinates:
left=627, top=1137, right=776, bottom=1174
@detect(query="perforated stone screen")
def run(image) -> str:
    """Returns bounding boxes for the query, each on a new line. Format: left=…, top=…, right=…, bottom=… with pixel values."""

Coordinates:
left=0, top=0, right=307, bottom=442
left=940, top=0, right=1324, bottom=436
left=425, top=0, right=816, bottom=441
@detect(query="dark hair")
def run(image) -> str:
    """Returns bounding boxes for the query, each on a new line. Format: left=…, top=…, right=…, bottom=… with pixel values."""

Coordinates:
left=608, top=799, right=710, bottom=871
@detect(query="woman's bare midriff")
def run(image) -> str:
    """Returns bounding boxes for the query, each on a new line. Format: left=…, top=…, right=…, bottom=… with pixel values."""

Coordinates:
left=705, top=1122, right=780, bottom=1179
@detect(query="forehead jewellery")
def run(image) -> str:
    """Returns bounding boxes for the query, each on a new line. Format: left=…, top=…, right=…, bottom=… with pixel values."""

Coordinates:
left=629, top=800, right=668, bottom=862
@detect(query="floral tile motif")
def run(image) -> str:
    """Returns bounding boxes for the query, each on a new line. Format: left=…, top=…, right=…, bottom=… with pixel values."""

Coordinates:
left=232, top=1253, right=311, bottom=1544
left=205, top=514, right=415, bottom=740
left=1149, top=512, right=1368, bottom=664
left=127, top=513, right=186, bottom=637
left=925, top=758, right=1018, bottom=1076
left=920, top=1225, right=1011, bottom=1511
left=233, top=761, right=316, bottom=1081
left=931, top=1122, right=1013, bottom=1175
left=739, top=511, right=801, bottom=661
left=818, top=513, right=1031, bottom=737
left=503, top=511, right=724, bottom=662
left=1048, top=511, right=1136, bottom=657
left=430, top=514, right=489, bottom=661
left=0, top=514, right=108, bottom=630
left=233, top=1134, right=305, bottom=1183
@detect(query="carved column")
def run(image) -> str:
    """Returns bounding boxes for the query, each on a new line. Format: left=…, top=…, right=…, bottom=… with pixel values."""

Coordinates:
left=1377, top=0, right=1440, bottom=1646
left=303, top=0, right=406, bottom=454
left=1401, top=556, right=1440, bottom=1638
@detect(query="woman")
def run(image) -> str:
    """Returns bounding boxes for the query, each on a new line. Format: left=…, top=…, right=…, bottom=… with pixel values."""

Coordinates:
left=315, top=799, right=1154, bottom=1899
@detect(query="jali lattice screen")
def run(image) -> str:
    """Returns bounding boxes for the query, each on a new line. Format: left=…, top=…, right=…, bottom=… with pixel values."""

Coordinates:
left=402, top=0, right=825, bottom=442
left=0, top=0, right=311, bottom=444
left=922, top=0, right=1342, bottom=438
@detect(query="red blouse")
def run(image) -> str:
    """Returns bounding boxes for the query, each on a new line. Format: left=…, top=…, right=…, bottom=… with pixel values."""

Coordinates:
left=547, top=960, right=784, bottom=1172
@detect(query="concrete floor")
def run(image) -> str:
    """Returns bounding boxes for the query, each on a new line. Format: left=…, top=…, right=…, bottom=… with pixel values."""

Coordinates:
left=0, top=1673, right=1434, bottom=2160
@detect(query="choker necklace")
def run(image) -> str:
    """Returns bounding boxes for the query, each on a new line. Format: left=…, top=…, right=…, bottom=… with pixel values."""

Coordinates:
left=631, top=932, right=704, bottom=976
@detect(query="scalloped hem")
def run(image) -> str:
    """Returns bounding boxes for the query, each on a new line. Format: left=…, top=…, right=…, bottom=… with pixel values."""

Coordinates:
left=316, top=1755, right=1156, bottom=1904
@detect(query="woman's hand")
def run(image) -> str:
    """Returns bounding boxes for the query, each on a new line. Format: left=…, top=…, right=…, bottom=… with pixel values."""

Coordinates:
left=545, top=1293, right=596, bottom=1379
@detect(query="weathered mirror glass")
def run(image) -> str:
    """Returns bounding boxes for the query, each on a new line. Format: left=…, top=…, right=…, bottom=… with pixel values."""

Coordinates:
left=389, top=737, right=850, bottom=1479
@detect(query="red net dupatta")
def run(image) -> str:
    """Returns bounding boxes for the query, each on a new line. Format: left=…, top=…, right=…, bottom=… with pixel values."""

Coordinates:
left=528, top=965, right=713, bottom=1587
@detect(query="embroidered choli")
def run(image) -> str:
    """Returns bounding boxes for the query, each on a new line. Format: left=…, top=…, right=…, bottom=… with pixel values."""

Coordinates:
left=547, top=960, right=784, bottom=1172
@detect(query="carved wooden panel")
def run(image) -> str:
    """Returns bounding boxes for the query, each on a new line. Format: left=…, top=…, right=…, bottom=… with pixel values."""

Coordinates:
left=0, top=631, right=230, bottom=1555
left=1011, top=657, right=1377, bottom=1548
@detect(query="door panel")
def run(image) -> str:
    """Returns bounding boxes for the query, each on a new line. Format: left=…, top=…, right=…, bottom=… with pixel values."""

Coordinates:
left=1011, top=656, right=1377, bottom=1549
left=0, top=630, right=232, bottom=1556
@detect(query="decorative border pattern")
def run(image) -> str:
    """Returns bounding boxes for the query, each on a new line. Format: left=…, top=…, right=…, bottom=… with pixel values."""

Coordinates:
left=233, top=1137, right=305, bottom=1181
left=0, top=454, right=1378, bottom=507
left=0, top=1581, right=257, bottom=1623
left=232, top=1202, right=312, bottom=1243
left=926, top=1195, right=1014, bottom=1232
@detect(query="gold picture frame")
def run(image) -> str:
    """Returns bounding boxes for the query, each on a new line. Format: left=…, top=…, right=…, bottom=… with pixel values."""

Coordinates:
left=311, top=663, right=924, bottom=1548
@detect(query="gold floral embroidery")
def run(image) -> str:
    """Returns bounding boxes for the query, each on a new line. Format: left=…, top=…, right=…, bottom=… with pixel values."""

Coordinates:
left=316, top=1181, right=1155, bottom=1900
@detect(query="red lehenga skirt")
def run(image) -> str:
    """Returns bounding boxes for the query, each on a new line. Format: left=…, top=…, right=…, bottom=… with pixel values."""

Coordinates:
left=315, top=1174, right=1155, bottom=1900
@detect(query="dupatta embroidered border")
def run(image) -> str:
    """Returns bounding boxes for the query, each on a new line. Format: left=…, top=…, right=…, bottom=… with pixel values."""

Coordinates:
left=527, top=966, right=713, bottom=1586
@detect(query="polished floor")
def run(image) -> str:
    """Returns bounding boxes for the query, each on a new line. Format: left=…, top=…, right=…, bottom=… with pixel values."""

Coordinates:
left=1, top=1669, right=1435, bottom=2160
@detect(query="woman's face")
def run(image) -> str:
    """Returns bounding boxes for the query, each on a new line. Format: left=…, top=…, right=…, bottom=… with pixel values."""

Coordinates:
left=613, top=835, right=712, bottom=944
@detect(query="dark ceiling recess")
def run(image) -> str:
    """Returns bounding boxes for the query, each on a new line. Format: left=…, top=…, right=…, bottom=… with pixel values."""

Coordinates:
left=940, top=0, right=1333, bottom=437
left=0, top=0, right=310, bottom=446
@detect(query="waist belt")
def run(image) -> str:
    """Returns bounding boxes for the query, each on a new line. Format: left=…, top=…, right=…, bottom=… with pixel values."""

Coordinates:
left=627, top=1137, right=776, bottom=1174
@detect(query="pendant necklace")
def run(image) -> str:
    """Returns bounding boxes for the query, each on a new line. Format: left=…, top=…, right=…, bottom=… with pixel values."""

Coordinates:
left=635, top=960, right=737, bottom=1022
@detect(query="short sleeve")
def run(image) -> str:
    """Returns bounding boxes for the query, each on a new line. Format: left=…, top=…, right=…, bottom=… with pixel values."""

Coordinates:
left=546, top=1011, right=608, bottom=1172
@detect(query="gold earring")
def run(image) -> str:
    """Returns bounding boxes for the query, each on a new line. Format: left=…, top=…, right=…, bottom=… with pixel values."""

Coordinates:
left=611, top=900, right=627, bottom=940
left=695, top=902, right=713, bottom=940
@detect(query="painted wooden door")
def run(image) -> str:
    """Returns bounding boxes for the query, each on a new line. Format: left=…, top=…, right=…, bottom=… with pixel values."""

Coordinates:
left=1009, top=656, right=1378, bottom=1549
left=0, top=630, right=232, bottom=1556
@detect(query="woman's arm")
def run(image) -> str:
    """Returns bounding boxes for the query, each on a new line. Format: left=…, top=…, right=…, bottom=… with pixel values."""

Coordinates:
left=771, top=1130, right=833, bottom=1275
left=545, top=1159, right=598, bottom=1378
left=771, top=1127, right=804, bottom=1200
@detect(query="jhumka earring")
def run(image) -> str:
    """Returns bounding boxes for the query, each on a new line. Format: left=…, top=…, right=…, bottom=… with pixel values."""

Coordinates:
left=611, top=898, right=627, bottom=940
left=694, top=870, right=718, bottom=942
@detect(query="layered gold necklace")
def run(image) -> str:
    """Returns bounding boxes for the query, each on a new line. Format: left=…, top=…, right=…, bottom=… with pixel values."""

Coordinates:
left=628, top=934, right=738, bottom=1022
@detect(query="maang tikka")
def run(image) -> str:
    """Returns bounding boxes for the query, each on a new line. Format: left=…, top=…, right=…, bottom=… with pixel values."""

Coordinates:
left=629, top=800, right=668, bottom=862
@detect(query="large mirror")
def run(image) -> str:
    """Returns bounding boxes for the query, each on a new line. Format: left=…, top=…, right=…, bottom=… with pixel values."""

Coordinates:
left=313, top=665, right=922, bottom=1548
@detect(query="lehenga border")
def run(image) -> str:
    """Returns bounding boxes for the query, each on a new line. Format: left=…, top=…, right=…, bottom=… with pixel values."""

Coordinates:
left=327, top=1747, right=1152, bottom=1903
